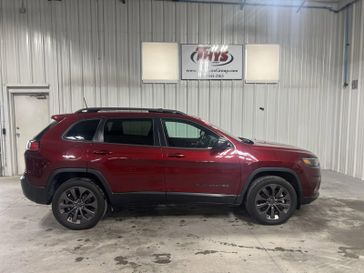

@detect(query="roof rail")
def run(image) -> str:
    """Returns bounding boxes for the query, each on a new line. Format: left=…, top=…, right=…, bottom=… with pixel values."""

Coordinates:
left=75, top=107, right=185, bottom=115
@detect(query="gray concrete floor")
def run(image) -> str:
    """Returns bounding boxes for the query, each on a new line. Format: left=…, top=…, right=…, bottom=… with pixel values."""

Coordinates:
left=0, top=170, right=364, bottom=273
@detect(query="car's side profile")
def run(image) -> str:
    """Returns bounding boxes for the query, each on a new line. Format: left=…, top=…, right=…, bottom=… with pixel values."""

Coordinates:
left=21, top=107, right=320, bottom=229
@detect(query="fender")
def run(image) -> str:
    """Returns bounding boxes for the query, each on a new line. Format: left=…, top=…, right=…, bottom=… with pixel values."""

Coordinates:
left=46, top=168, right=113, bottom=200
left=234, top=167, right=303, bottom=206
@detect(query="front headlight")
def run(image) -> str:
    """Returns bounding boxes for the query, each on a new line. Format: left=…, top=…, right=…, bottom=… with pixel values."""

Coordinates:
left=302, top=157, right=320, bottom=168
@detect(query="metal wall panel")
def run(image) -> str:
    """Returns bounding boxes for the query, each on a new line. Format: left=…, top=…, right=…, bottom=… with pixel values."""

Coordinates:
left=333, top=1, right=364, bottom=180
left=0, top=0, right=345, bottom=176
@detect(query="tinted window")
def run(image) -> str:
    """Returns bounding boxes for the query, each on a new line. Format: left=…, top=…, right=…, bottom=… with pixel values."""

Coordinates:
left=64, top=119, right=100, bottom=141
left=163, top=119, right=219, bottom=148
left=103, top=119, right=154, bottom=146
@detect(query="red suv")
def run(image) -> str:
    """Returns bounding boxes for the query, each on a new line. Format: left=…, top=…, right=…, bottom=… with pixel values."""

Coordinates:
left=21, top=107, right=320, bottom=229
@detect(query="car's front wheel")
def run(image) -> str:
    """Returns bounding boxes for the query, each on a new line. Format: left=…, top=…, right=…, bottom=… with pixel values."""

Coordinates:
left=246, top=176, right=297, bottom=225
left=52, top=178, right=106, bottom=230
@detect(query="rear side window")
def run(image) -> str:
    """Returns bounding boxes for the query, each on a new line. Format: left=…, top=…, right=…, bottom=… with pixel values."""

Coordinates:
left=103, top=119, right=154, bottom=146
left=64, top=119, right=100, bottom=141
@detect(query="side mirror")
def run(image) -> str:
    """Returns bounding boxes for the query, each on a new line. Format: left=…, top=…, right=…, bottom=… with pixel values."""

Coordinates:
left=212, top=138, right=231, bottom=151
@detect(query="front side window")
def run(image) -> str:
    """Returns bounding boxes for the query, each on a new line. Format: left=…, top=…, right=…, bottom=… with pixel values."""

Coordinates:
left=163, top=119, right=219, bottom=148
left=103, top=119, right=154, bottom=146
left=64, top=119, right=100, bottom=141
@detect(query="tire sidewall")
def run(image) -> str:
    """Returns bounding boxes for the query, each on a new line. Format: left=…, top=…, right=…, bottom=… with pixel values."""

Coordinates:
left=52, top=178, right=106, bottom=230
left=246, top=176, right=297, bottom=225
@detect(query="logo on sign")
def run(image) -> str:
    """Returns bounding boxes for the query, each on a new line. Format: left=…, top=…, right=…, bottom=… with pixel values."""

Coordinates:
left=190, top=46, right=234, bottom=67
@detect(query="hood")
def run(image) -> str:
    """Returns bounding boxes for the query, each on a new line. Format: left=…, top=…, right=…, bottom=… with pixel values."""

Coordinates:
left=250, top=139, right=314, bottom=155
left=253, top=140, right=298, bottom=149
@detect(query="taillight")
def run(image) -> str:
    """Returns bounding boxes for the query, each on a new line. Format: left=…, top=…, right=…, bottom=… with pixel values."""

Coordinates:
left=27, top=140, right=40, bottom=151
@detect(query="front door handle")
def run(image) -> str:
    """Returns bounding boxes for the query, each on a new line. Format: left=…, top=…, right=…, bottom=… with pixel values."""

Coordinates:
left=168, top=153, right=185, bottom=158
left=93, top=150, right=111, bottom=155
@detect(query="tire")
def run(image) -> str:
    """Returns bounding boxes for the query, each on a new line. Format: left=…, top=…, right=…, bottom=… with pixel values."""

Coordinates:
left=52, top=178, right=106, bottom=230
left=245, top=176, right=297, bottom=225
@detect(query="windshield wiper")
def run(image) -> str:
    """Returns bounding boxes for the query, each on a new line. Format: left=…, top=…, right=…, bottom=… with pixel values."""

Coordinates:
left=239, top=137, right=254, bottom=144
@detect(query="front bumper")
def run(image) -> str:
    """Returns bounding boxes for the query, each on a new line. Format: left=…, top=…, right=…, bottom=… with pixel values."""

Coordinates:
left=299, top=164, right=321, bottom=205
left=20, top=176, right=50, bottom=204
left=302, top=191, right=319, bottom=205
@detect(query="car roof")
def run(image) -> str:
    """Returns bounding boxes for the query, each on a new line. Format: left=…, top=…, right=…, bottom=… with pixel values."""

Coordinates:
left=67, top=107, right=201, bottom=121
left=76, top=107, right=184, bottom=115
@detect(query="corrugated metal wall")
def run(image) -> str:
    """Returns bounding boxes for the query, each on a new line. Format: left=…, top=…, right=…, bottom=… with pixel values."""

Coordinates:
left=0, top=0, right=345, bottom=176
left=333, top=1, right=364, bottom=180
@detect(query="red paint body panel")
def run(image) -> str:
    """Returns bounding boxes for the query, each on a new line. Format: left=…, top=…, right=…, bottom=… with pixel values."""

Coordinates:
left=24, top=115, right=89, bottom=186
left=87, top=143, right=164, bottom=192
left=162, top=147, right=241, bottom=194
left=23, top=111, right=321, bottom=204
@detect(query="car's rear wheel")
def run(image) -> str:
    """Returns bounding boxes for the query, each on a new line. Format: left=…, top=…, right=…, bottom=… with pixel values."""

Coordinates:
left=52, top=178, right=106, bottom=230
left=246, top=176, right=297, bottom=225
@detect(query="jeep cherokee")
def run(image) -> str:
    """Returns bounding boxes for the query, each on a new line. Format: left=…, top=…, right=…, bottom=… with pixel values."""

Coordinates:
left=21, top=107, right=320, bottom=229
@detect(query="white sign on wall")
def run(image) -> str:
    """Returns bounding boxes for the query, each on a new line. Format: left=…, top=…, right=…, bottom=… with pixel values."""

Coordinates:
left=245, top=44, right=280, bottom=83
left=181, top=44, right=243, bottom=80
left=142, top=42, right=179, bottom=82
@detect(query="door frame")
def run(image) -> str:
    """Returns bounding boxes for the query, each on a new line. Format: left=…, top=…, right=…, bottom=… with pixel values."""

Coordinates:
left=6, top=85, right=50, bottom=175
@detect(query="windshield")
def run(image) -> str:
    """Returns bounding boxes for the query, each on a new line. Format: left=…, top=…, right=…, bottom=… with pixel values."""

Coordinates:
left=205, top=121, right=254, bottom=144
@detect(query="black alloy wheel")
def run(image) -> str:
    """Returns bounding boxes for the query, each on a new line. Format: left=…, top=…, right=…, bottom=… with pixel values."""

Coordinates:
left=254, top=184, right=291, bottom=221
left=52, top=178, right=106, bottom=230
left=246, top=176, right=297, bottom=225
left=58, top=186, right=98, bottom=225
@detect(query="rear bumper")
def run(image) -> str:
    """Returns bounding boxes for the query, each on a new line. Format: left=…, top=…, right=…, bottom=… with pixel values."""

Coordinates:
left=302, top=191, right=319, bottom=205
left=20, top=176, right=50, bottom=204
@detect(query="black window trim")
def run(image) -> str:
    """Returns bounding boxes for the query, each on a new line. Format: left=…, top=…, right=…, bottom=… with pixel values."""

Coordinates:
left=160, top=117, right=233, bottom=150
left=62, top=118, right=102, bottom=143
left=99, top=117, right=160, bottom=147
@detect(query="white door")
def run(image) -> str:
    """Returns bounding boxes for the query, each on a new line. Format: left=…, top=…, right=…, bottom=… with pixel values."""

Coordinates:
left=13, top=93, right=49, bottom=175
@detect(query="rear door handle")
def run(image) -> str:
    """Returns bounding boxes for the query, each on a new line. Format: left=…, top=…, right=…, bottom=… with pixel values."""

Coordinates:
left=168, top=153, right=185, bottom=158
left=93, top=150, right=111, bottom=155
